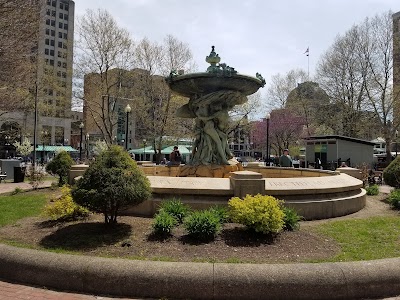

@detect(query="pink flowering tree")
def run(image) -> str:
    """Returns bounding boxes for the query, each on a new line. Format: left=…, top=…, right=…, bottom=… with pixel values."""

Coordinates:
left=252, top=109, right=306, bottom=157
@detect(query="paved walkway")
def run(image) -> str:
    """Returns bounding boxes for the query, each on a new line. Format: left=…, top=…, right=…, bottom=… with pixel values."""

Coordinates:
left=0, top=181, right=54, bottom=194
left=0, top=182, right=397, bottom=299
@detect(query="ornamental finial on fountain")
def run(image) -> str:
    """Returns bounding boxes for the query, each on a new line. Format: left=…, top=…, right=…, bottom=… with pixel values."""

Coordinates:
left=206, top=45, right=221, bottom=72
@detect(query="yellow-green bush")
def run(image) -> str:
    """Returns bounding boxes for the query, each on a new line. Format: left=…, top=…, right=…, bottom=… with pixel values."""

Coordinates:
left=44, top=186, right=89, bottom=221
left=228, top=194, right=285, bottom=234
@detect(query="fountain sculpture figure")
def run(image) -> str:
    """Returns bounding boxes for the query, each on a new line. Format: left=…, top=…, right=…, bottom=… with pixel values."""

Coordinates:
left=166, top=46, right=265, bottom=172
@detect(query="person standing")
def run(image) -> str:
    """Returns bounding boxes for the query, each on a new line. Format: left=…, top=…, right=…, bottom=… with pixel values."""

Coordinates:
left=279, top=149, right=293, bottom=167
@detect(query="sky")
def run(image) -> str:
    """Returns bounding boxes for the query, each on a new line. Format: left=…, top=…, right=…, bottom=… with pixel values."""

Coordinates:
left=73, top=0, right=399, bottom=116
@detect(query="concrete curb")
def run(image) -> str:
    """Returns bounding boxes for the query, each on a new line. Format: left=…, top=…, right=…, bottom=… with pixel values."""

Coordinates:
left=1, top=244, right=400, bottom=299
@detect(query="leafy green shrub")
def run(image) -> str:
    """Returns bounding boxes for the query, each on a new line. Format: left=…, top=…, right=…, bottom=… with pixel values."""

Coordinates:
left=228, top=194, right=285, bottom=234
left=46, top=151, right=74, bottom=186
left=152, top=210, right=178, bottom=235
left=72, top=145, right=151, bottom=225
left=366, top=184, right=379, bottom=196
left=44, top=186, right=89, bottom=220
left=383, top=156, right=400, bottom=188
left=387, top=189, right=400, bottom=209
left=183, top=210, right=221, bottom=240
left=11, top=187, right=24, bottom=195
left=282, top=206, right=302, bottom=231
left=208, top=205, right=229, bottom=224
left=158, top=198, right=190, bottom=223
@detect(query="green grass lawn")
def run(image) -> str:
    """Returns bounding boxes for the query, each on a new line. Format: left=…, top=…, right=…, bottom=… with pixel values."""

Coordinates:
left=0, top=191, right=48, bottom=226
left=315, top=216, right=400, bottom=262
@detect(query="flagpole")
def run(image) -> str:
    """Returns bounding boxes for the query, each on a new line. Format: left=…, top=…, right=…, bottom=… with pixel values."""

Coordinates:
left=304, top=47, right=310, bottom=81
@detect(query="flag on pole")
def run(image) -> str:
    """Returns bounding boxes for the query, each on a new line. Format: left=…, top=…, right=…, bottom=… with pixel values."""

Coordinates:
left=304, top=47, right=309, bottom=56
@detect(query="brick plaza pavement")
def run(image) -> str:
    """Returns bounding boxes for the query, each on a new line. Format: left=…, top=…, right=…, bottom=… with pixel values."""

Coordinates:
left=0, top=280, right=136, bottom=300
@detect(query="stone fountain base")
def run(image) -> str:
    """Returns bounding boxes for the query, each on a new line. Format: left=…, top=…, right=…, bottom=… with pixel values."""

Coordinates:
left=179, top=159, right=243, bottom=177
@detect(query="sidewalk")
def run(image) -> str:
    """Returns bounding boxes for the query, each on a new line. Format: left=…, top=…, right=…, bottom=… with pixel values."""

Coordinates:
left=0, top=181, right=54, bottom=194
left=0, top=279, right=136, bottom=300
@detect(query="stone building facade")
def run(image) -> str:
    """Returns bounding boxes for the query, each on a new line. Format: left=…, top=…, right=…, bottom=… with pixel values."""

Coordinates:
left=0, top=0, right=75, bottom=158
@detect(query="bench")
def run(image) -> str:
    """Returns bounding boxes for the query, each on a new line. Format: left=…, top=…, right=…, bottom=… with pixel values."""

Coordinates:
left=0, top=174, right=7, bottom=183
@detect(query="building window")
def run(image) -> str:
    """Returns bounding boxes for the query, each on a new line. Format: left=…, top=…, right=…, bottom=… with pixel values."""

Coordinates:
left=57, top=71, right=61, bottom=77
left=49, top=59, right=54, bottom=66
left=63, top=42, right=67, bottom=49
left=45, top=59, right=49, bottom=65
left=64, top=14, right=68, bottom=20
left=45, top=38, right=49, bottom=45
left=62, top=72, right=66, bottom=78
left=58, top=41, right=62, bottom=48
left=45, top=48, right=49, bottom=55
left=65, top=4, right=69, bottom=11
left=51, top=20, right=55, bottom=26
left=51, top=30, right=55, bottom=36
left=50, top=39, right=54, bottom=46
left=46, top=19, right=50, bottom=25
left=59, top=12, right=63, bottom=18
left=47, top=0, right=51, bottom=5
left=45, top=28, right=50, bottom=35
left=50, top=49, right=54, bottom=56
left=58, top=32, right=62, bottom=38
left=57, top=61, right=61, bottom=67
left=46, top=9, right=50, bottom=15
left=57, top=51, right=61, bottom=58
left=59, top=22, right=63, bottom=29
left=63, top=23, right=68, bottom=30
left=51, top=0, right=56, bottom=7
left=51, top=10, right=56, bottom=17
left=62, top=62, right=67, bottom=68
left=60, top=2, right=63, bottom=9
left=63, top=33, right=67, bottom=39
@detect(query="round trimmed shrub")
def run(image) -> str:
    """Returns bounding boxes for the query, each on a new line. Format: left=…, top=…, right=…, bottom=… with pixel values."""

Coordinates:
left=388, top=189, right=400, bottom=209
left=383, top=156, right=400, bottom=188
left=152, top=210, right=178, bottom=235
left=72, top=145, right=151, bottom=224
left=158, top=198, right=190, bottom=224
left=366, top=184, right=379, bottom=196
left=183, top=210, right=221, bottom=240
left=46, top=151, right=74, bottom=186
left=282, top=206, right=302, bottom=231
left=228, top=194, right=285, bottom=234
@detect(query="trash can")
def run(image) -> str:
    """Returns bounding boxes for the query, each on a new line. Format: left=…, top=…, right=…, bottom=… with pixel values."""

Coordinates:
left=14, top=166, right=25, bottom=183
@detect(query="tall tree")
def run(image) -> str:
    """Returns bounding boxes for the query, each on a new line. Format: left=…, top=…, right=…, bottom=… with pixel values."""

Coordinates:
left=266, top=69, right=308, bottom=109
left=75, top=8, right=134, bottom=145
left=134, top=36, right=194, bottom=162
left=252, top=109, right=305, bottom=156
left=317, top=11, right=398, bottom=160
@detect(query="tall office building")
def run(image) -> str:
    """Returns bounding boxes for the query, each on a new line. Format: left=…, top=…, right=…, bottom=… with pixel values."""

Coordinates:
left=0, top=0, right=74, bottom=157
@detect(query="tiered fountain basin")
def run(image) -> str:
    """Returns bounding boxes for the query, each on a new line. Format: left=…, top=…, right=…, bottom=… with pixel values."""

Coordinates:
left=127, top=164, right=366, bottom=220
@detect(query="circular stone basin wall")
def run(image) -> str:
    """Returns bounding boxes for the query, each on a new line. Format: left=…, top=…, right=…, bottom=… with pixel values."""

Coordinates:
left=127, top=165, right=366, bottom=220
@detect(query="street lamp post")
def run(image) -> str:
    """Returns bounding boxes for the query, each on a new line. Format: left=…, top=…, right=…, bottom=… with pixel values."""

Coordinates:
left=396, top=130, right=398, bottom=158
left=86, top=133, right=90, bottom=160
left=266, top=113, right=270, bottom=166
left=41, top=130, right=48, bottom=164
left=4, top=135, right=10, bottom=159
left=79, top=122, right=84, bottom=162
left=125, top=104, right=131, bottom=150
left=143, top=139, right=147, bottom=161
